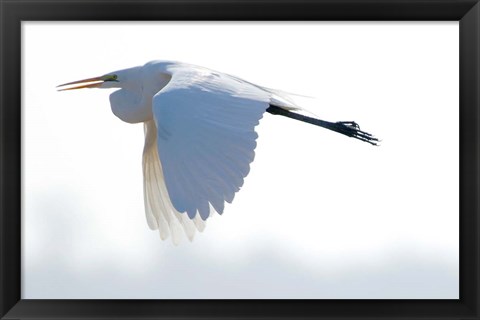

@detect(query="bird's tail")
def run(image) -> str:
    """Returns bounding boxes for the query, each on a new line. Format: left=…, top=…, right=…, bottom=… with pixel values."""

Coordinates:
left=266, top=105, right=379, bottom=146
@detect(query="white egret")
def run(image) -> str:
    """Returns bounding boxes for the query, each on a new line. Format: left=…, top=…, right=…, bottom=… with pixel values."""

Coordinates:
left=57, top=60, right=378, bottom=244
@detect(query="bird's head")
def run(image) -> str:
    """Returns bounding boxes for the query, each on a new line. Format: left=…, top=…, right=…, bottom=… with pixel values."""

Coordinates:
left=57, top=67, right=142, bottom=91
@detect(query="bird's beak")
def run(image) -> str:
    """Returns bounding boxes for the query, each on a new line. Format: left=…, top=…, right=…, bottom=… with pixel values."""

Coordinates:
left=56, top=76, right=105, bottom=91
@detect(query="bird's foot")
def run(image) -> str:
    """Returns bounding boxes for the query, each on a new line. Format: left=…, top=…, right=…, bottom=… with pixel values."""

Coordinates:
left=334, top=120, right=379, bottom=146
left=336, top=121, right=360, bottom=130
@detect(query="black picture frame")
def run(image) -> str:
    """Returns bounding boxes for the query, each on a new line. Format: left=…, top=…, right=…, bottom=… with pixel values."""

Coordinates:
left=1, top=0, right=479, bottom=319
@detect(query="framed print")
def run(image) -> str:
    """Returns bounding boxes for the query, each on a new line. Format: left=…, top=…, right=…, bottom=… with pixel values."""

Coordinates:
left=1, top=0, right=479, bottom=319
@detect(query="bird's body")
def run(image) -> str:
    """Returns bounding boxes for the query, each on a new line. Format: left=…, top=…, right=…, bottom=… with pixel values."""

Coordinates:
left=58, top=60, right=378, bottom=244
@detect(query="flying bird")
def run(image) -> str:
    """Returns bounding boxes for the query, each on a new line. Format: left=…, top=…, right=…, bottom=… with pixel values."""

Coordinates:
left=57, top=60, right=378, bottom=244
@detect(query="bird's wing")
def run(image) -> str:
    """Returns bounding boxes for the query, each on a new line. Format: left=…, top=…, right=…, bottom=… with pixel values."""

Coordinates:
left=142, top=119, right=205, bottom=244
left=153, top=66, right=271, bottom=220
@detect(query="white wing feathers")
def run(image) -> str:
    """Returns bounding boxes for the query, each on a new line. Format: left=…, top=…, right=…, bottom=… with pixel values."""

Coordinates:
left=153, top=66, right=271, bottom=223
left=142, top=119, right=205, bottom=244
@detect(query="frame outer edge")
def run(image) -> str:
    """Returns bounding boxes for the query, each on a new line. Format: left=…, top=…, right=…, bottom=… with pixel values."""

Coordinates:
left=0, top=1, right=22, bottom=319
left=1, top=0, right=479, bottom=319
left=472, top=2, right=479, bottom=317
left=0, top=0, right=3, bottom=314
left=460, top=1, right=480, bottom=317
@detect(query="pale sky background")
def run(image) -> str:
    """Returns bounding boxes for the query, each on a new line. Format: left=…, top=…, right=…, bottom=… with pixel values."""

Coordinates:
left=22, top=22, right=459, bottom=299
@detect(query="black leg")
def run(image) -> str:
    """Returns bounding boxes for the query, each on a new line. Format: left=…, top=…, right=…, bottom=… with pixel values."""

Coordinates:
left=266, top=105, right=379, bottom=146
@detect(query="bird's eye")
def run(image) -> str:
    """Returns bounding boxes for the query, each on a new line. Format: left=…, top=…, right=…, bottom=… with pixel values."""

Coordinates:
left=103, top=74, right=118, bottom=82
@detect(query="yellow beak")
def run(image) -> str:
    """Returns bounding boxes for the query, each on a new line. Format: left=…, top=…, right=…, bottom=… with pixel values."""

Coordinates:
left=57, top=76, right=105, bottom=91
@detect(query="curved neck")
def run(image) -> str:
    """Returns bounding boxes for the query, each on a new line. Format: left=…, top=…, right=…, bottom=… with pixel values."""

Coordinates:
left=110, top=88, right=151, bottom=123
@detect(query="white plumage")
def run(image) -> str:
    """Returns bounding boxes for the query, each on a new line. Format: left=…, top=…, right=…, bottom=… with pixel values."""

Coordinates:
left=153, top=65, right=271, bottom=220
left=142, top=118, right=206, bottom=243
left=58, top=61, right=296, bottom=243
left=57, top=60, right=377, bottom=244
